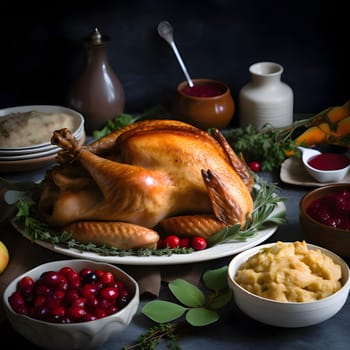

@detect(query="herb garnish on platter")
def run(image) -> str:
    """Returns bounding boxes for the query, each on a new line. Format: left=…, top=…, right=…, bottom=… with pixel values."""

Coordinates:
left=6, top=175, right=286, bottom=257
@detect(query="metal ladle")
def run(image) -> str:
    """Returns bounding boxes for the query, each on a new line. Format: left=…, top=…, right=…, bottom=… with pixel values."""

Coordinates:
left=157, top=21, right=194, bottom=87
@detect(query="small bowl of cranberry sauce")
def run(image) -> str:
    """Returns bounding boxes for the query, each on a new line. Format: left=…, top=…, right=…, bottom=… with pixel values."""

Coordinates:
left=299, top=184, right=350, bottom=259
left=299, top=146, right=350, bottom=183
left=172, top=78, right=235, bottom=130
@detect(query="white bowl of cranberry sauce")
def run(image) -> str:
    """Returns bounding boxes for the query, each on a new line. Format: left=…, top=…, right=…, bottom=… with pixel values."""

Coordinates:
left=299, top=184, right=350, bottom=259
left=298, top=146, right=350, bottom=183
left=2, top=259, right=139, bottom=350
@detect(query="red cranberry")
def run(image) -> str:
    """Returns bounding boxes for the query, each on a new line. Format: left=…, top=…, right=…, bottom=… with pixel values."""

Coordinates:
left=98, top=298, right=113, bottom=310
left=80, top=283, right=98, bottom=299
left=67, top=306, right=87, bottom=321
left=191, top=237, right=207, bottom=250
left=179, top=237, right=190, bottom=248
left=163, top=235, right=180, bottom=249
left=51, top=306, right=66, bottom=317
left=18, top=276, right=35, bottom=292
left=40, top=271, right=68, bottom=291
left=100, top=271, right=114, bottom=285
left=64, top=290, right=79, bottom=305
left=35, top=284, right=52, bottom=297
left=99, top=287, right=119, bottom=300
left=157, top=238, right=164, bottom=249
left=248, top=161, right=262, bottom=173
left=9, top=291, right=25, bottom=311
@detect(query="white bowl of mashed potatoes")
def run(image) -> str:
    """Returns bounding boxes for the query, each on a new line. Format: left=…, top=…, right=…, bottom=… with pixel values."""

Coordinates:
left=227, top=241, right=350, bottom=327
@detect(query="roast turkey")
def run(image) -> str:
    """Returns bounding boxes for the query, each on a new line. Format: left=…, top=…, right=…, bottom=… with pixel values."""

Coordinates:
left=38, top=119, right=254, bottom=250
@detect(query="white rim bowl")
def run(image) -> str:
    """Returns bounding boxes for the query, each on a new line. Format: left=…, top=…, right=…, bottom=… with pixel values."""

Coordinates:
left=2, top=259, right=139, bottom=350
left=227, top=242, right=350, bottom=327
left=298, top=146, right=350, bottom=183
left=0, top=105, right=85, bottom=152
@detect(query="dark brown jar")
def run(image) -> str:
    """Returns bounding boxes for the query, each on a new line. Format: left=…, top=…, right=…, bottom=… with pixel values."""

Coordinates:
left=69, top=28, right=125, bottom=133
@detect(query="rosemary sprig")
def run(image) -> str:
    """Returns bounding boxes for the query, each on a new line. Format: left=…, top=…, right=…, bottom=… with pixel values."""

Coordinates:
left=207, top=178, right=286, bottom=246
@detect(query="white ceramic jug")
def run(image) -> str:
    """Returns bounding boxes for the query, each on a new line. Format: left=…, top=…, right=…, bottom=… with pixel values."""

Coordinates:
left=239, top=62, right=294, bottom=129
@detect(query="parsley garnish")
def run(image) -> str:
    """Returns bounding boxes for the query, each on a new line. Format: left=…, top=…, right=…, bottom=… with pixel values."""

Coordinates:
left=223, top=117, right=316, bottom=171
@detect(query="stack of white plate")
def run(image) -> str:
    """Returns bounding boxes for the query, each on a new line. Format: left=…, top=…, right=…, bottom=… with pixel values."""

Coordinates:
left=0, top=105, right=85, bottom=173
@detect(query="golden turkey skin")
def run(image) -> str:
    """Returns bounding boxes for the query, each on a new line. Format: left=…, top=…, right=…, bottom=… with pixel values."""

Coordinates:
left=38, top=120, right=254, bottom=249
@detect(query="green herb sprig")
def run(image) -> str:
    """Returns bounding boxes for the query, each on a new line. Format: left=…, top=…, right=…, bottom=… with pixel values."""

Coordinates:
left=123, top=323, right=180, bottom=350
left=13, top=200, right=194, bottom=257
left=224, top=116, right=318, bottom=171
left=207, top=178, right=287, bottom=246
left=123, top=266, right=231, bottom=350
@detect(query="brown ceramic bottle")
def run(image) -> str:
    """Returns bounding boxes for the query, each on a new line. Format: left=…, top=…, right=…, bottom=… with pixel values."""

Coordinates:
left=69, top=28, right=125, bottom=133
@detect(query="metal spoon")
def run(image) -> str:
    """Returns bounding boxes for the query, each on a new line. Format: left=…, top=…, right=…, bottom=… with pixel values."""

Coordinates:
left=157, top=21, right=194, bottom=87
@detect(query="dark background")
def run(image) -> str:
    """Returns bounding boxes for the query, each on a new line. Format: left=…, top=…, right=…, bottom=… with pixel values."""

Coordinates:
left=0, top=0, right=348, bottom=120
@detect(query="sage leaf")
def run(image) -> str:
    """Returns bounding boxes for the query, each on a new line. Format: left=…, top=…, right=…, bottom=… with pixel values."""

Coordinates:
left=186, top=307, right=219, bottom=326
left=202, top=266, right=228, bottom=292
left=169, top=279, right=205, bottom=307
left=142, top=300, right=187, bottom=323
left=207, top=289, right=232, bottom=310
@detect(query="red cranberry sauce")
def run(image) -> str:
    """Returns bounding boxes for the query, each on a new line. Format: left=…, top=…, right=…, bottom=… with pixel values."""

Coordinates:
left=181, top=82, right=226, bottom=97
left=306, top=189, right=350, bottom=229
left=308, top=153, right=350, bottom=171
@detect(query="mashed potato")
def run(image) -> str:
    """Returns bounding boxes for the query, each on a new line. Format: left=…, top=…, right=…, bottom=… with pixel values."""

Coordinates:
left=0, top=110, right=77, bottom=147
left=234, top=241, right=342, bottom=302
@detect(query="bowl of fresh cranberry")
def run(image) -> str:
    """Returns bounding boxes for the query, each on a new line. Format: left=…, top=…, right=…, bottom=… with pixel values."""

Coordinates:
left=2, top=259, right=139, bottom=350
left=299, top=183, right=350, bottom=258
left=172, top=78, right=235, bottom=130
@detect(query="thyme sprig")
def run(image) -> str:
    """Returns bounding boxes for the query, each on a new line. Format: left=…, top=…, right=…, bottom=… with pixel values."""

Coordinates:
left=122, top=322, right=180, bottom=350
left=13, top=202, right=194, bottom=257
